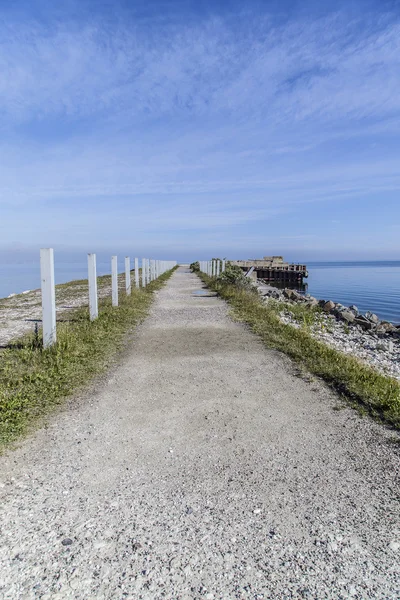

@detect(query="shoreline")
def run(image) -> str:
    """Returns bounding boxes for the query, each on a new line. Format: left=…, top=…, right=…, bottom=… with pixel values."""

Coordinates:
left=257, top=282, right=400, bottom=381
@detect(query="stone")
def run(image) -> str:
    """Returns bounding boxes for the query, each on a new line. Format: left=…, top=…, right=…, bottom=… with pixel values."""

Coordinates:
left=355, top=316, right=374, bottom=331
left=348, top=305, right=359, bottom=315
left=61, top=538, right=73, bottom=546
left=376, top=321, right=397, bottom=334
left=340, top=311, right=356, bottom=324
left=365, top=311, right=380, bottom=324
left=306, top=298, right=319, bottom=308
left=323, top=301, right=336, bottom=313
left=283, top=289, right=296, bottom=300
left=389, top=541, right=400, bottom=551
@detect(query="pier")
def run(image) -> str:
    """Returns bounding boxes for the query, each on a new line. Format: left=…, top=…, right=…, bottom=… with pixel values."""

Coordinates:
left=230, top=255, right=308, bottom=286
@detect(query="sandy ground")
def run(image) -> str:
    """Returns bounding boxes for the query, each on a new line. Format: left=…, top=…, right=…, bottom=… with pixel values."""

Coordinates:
left=0, top=267, right=399, bottom=599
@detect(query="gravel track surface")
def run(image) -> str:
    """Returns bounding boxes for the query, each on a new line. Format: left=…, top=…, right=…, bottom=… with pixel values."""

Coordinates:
left=0, top=267, right=399, bottom=599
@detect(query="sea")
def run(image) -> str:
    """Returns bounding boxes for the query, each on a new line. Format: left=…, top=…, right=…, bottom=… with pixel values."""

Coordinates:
left=1, top=260, right=400, bottom=325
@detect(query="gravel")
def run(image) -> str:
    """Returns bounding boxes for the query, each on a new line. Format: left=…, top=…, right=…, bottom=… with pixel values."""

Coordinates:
left=258, top=284, right=400, bottom=381
left=0, top=267, right=399, bottom=599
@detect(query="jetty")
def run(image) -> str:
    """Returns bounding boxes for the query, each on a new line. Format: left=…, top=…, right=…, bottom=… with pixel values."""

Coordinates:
left=0, top=266, right=398, bottom=599
left=230, top=255, right=308, bottom=285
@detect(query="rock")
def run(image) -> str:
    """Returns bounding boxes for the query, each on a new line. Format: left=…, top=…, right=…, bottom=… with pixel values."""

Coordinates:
left=323, top=301, right=336, bottom=313
left=305, top=299, right=319, bottom=309
left=365, top=311, right=380, bottom=324
left=283, top=289, right=296, bottom=300
left=61, top=538, right=73, bottom=546
left=270, top=290, right=281, bottom=299
left=169, top=557, right=181, bottom=569
left=340, top=310, right=356, bottom=324
left=355, top=316, right=374, bottom=331
left=389, top=541, right=400, bottom=551
left=348, top=305, right=359, bottom=315
left=376, top=321, right=397, bottom=334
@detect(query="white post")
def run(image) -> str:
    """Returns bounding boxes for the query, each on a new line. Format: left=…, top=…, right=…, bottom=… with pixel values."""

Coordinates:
left=222, top=259, right=226, bottom=273
left=135, top=258, right=139, bottom=288
left=216, top=259, right=220, bottom=277
left=147, top=259, right=151, bottom=285
left=40, top=248, right=56, bottom=348
left=112, top=255, right=118, bottom=306
left=88, top=253, right=98, bottom=321
left=142, top=258, right=146, bottom=287
left=125, top=256, right=131, bottom=296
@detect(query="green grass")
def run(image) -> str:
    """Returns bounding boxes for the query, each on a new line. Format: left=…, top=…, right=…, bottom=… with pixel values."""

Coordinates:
left=200, top=273, right=400, bottom=428
left=0, top=268, right=176, bottom=448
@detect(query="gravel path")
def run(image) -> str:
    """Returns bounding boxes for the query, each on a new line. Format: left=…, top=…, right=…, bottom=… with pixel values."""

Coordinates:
left=0, top=267, right=399, bottom=599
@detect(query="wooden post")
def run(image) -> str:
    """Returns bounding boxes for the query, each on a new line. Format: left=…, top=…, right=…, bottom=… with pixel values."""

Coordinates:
left=88, top=253, right=98, bottom=321
left=125, top=256, right=131, bottom=296
left=134, top=258, right=139, bottom=288
left=112, top=255, right=118, bottom=306
left=40, top=248, right=56, bottom=348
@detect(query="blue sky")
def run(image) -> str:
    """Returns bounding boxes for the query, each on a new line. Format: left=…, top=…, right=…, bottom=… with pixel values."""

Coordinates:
left=1, top=0, right=400, bottom=262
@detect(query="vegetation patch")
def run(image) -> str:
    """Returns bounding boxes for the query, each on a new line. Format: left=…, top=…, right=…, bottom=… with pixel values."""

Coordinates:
left=198, top=271, right=400, bottom=429
left=0, top=268, right=176, bottom=449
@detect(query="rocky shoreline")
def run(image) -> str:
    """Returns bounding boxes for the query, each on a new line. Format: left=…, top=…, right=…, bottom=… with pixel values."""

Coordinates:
left=257, top=283, right=400, bottom=381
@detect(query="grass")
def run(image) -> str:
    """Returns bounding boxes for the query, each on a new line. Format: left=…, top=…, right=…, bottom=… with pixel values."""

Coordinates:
left=0, top=268, right=176, bottom=449
left=199, top=272, right=400, bottom=429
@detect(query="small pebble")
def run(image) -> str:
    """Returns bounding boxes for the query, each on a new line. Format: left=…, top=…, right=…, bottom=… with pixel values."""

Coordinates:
left=61, top=538, right=73, bottom=546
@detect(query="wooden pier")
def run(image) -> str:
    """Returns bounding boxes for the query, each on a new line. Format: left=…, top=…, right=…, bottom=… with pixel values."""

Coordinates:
left=230, top=256, right=308, bottom=286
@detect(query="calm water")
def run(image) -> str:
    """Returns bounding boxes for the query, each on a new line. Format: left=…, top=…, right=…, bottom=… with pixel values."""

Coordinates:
left=0, top=261, right=118, bottom=300
left=305, top=262, right=400, bottom=325
left=1, top=260, right=399, bottom=324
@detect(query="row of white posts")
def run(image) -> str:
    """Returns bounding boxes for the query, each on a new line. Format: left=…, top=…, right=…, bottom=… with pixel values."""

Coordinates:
left=40, top=248, right=177, bottom=348
left=199, top=259, right=226, bottom=277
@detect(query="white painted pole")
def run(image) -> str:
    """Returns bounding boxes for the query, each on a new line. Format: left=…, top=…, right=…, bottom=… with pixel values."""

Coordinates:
left=125, top=256, right=131, bottom=296
left=216, top=259, right=220, bottom=277
left=88, top=253, right=98, bottom=321
left=222, top=259, right=226, bottom=273
left=112, top=255, right=118, bottom=306
left=147, top=259, right=151, bottom=285
left=40, top=248, right=56, bottom=348
left=142, top=258, right=146, bottom=287
left=134, top=258, right=139, bottom=288
left=150, top=259, right=155, bottom=282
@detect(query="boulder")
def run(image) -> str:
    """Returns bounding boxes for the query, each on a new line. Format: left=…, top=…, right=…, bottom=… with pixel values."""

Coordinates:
left=348, top=305, right=359, bottom=315
left=306, top=298, right=319, bottom=308
left=355, top=315, right=374, bottom=331
left=365, top=311, right=380, bottom=324
left=323, top=300, right=336, bottom=313
left=340, top=310, right=356, bottom=324
left=283, top=289, right=296, bottom=300
left=376, top=321, right=397, bottom=334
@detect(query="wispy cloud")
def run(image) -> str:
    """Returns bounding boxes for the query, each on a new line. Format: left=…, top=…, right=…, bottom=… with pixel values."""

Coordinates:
left=0, top=1, right=400, bottom=257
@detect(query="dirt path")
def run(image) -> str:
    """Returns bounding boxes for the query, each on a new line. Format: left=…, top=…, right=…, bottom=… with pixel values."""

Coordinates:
left=0, top=267, right=398, bottom=599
